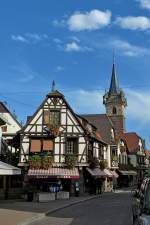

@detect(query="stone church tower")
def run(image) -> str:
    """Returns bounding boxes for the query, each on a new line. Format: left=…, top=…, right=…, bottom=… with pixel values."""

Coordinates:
left=103, top=61, right=127, bottom=135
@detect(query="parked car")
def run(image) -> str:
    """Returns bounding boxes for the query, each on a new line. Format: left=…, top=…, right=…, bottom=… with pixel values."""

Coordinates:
left=132, top=178, right=150, bottom=224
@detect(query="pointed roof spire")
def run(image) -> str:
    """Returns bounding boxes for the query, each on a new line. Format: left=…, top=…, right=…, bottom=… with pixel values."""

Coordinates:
left=51, top=80, right=56, bottom=92
left=109, top=54, right=120, bottom=95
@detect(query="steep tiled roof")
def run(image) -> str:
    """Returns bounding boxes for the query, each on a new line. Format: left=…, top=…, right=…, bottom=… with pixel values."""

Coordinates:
left=80, top=114, right=114, bottom=144
left=119, top=132, right=142, bottom=153
left=0, top=102, right=9, bottom=113
left=145, top=150, right=150, bottom=156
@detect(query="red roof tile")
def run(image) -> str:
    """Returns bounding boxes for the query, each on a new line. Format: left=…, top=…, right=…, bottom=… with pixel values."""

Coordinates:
left=119, top=132, right=142, bottom=153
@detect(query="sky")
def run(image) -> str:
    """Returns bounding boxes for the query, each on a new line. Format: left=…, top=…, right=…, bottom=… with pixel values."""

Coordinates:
left=1, top=0, right=150, bottom=147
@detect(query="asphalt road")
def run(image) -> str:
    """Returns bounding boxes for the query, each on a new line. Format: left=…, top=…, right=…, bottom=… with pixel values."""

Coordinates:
left=49, top=192, right=133, bottom=225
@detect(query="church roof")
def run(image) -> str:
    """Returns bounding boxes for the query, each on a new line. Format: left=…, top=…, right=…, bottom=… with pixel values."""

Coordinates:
left=109, top=63, right=120, bottom=95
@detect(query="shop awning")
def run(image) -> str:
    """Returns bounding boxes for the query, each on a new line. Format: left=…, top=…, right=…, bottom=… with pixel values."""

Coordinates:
left=104, top=169, right=113, bottom=178
left=86, top=167, right=106, bottom=178
left=111, top=170, right=119, bottom=179
left=28, top=167, right=80, bottom=179
left=0, top=161, right=21, bottom=175
left=118, top=170, right=137, bottom=176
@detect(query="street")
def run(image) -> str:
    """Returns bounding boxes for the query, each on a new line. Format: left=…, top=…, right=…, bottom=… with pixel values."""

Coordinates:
left=31, top=192, right=133, bottom=225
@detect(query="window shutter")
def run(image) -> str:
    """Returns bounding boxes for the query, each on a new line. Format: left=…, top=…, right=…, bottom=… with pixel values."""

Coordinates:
left=30, top=140, right=41, bottom=152
left=43, top=140, right=53, bottom=151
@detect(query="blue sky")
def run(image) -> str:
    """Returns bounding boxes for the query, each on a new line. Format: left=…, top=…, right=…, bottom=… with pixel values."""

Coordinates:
left=1, top=0, right=150, bottom=147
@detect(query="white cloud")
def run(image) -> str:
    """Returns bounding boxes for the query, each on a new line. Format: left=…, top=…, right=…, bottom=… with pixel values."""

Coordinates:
left=25, top=33, right=48, bottom=42
left=116, top=16, right=150, bottom=30
left=11, top=33, right=48, bottom=44
left=52, top=19, right=66, bottom=27
left=53, top=38, right=62, bottom=44
left=126, top=89, right=150, bottom=124
left=65, top=41, right=92, bottom=52
left=65, top=89, right=104, bottom=113
left=65, top=42, right=81, bottom=52
left=110, top=39, right=149, bottom=57
left=11, top=35, right=28, bottom=43
left=137, top=0, right=150, bottom=9
left=68, top=9, right=111, bottom=31
left=12, top=63, right=37, bottom=83
left=55, top=66, right=64, bottom=72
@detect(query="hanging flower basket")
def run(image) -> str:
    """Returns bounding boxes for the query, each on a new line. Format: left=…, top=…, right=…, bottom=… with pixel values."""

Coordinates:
left=46, top=124, right=60, bottom=137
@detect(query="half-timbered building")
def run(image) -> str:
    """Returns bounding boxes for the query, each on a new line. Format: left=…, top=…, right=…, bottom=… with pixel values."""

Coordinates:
left=18, top=83, right=107, bottom=195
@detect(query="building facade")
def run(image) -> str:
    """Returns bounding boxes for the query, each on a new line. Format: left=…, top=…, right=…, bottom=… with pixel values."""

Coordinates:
left=18, top=85, right=107, bottom=195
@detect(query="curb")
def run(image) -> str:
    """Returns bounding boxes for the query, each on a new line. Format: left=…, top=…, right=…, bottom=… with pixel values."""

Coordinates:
left=45, top=194, right=101, bottom=216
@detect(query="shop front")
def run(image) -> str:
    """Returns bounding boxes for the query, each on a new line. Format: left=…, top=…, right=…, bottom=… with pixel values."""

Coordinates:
left=117, top=170, right=137, bottom=187
left=0, top=160, right=22, bottom=199
left=26, top=167, right=80, bottom=201
left=86, top=167, right=106, bottom=194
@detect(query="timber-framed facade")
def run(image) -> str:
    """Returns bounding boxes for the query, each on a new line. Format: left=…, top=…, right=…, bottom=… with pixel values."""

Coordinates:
left=18, top=87, right=107, bottom=195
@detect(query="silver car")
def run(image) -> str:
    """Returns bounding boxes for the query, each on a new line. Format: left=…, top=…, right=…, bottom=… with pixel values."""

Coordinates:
left=132, top=178, right=150, bottom=225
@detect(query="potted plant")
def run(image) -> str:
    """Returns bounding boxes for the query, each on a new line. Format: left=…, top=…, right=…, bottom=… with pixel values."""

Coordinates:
left=42, top=153, right=53, bottom=169
left=65, top=154, right=77, bottom=169
left=28, top=155, right=41, bottom=169
left=99, top=160, right=108, bottom=170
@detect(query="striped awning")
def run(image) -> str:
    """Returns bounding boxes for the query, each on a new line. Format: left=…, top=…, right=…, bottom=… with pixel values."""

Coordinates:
left=118, top=170, right=137, bottom=176
left=86, top=167, right=106, bottom=178
left=28, top=167, right=79, bottom=179
left=0, top=161, right=21, bottom=175
left=104, top=169, right=113, bottom=178
left=110, top=170, right=119, bottom=179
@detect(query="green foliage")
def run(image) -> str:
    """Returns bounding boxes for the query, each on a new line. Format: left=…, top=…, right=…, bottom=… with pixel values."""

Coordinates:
left=111, top=156, right=118, bottom=162
left=65, top=154, right=77, bottom=169
left=42, top=153, right=53, bottom=169
left=99, top=160, right=108, bottom=170
left=28, top=154, right=53, bottom=169
left=28, top=155, right=41, bottom=169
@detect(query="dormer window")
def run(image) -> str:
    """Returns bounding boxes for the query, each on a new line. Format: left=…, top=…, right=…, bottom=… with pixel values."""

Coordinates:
left=112, top=107, right=117, bottom=115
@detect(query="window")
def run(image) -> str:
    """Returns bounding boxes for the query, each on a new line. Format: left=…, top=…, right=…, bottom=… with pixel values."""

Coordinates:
left=1, top=125, right=7, bottom=132
left=66, top=138, right=78, bottom=154
left=112, top=107, right=117, bottom=115
left=43, top=110, right=60, bottom=126
left=88, top=141, right=93, bottom=161
left=111, top=146, right=117, bottom=156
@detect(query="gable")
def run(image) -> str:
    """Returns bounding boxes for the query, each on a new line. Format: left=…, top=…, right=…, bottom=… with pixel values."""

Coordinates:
left=23, top=92, right=85, bottom=135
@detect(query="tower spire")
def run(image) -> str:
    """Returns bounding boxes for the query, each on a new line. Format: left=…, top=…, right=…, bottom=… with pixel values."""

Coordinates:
left=109, top=54, right=119, bottom=95
left=51, top=80, right=56, bottom=92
